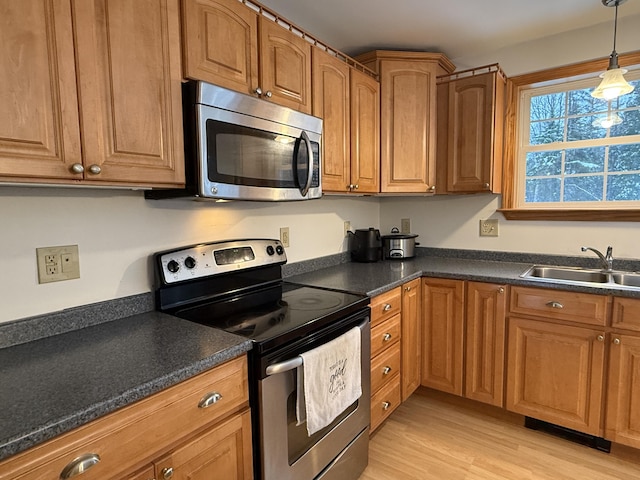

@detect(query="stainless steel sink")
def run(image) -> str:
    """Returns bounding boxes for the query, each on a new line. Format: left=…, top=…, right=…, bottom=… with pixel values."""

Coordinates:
left=520, top=265, right=640, bottom=290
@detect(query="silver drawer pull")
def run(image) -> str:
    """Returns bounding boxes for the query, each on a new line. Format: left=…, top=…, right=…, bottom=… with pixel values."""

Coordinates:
left=383, top=333, right=392, bottom=342
left=383, top=304, right=392, bottom=311
left=382, top=401, right=391, bottom=410
left=383, top=366, right=392, bottom=375
left=60, top=453, right=100, bottom=479
left=198, top=392, right=223, bottom=409
left=546, top=301, right=564, bottom=309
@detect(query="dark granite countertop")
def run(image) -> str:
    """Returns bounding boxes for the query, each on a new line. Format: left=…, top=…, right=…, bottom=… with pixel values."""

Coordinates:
left=0, top=311, right=252, bottom=462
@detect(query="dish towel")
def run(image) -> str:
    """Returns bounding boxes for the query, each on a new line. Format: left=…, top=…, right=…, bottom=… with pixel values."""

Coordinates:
left=296, top=326, right=362, bottom=436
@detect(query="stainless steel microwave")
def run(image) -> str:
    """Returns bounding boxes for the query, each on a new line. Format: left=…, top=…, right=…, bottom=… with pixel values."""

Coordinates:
left=147, top=81, right=322, bottom=202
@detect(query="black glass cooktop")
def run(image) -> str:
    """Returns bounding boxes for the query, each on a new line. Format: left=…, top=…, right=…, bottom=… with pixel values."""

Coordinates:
left=172, top=282, right=369, bottom=354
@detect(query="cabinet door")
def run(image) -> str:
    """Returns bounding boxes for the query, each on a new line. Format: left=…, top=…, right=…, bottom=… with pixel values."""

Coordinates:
left=506, top=317, right=605, bottom=436
left=73, top=0, right=185, bottom=186
left=421, top=278, right=464, bottom=395
left=0, top=0, right=82, bottom=181
left=606, top=334, right=640, bottom=448
left=155, top=410, right=253, bottom=480
left=401, top=278, right=422, bottom=400
left=350, top=69, right=380, bottom=193
left=182, top=0, right=258, bottom=95
left=312, top=48, right=351, bottom=193
left=379, top=60, right=437, bottom=193
left=445, top=71, right=503, bottom=193
left=465, top=282, right=507, bottom=407
left=259, top=17, right=312, bottom=114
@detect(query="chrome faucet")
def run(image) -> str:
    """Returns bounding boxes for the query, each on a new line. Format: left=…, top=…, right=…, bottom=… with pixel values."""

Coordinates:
left=581, top=246, right=614, bottom=272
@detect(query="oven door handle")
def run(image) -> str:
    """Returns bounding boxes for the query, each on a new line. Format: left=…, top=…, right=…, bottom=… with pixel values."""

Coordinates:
left=264, top=317, right=369, bottom=377
left=265, top=356, right=303, bottom=376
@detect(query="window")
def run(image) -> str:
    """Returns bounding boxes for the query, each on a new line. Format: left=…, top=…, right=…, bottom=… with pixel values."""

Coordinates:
left=501, top=52, right=640, bottom=221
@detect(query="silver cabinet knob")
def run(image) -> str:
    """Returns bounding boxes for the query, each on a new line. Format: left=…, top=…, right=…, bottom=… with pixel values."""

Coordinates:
left=60, top=453, right=101, bottom=479
left=484, top=183, right=490, bottom=189
left=198, top=392, right=222, bottom=409
left=383, top=366, right=392, bottom=375
left=597, top=334, right=605, bottom=342
left=88, top=164, right=101, bottom=175
left=264, top=90, right=273, bottom=98
left=161, top=467, right=174, bottom=480
left=428, top=185, right=436, bottom=191
left=383, top=304, right=392, bottom=312
left=347, top=184, right=354, bottom=190
left=382, top=401, right=391, bottom=410
left=383, top=333, right=392, bottom=342
left=498, top=287, right=505, bottom=293
left=546, top=301, right=564, bottom=309
left=354, top=184, right=359, bottom=189
left=70, top=163, right=84, bottom=174
left=613, top=338, right=621, bottom=345
left=405, top=286, right=411, bottom=292
left=254, top=87, right=263, bottom=96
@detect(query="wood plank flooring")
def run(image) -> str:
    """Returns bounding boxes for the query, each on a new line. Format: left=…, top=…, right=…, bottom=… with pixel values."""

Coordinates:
left=359, top=388, right=640, bottom=480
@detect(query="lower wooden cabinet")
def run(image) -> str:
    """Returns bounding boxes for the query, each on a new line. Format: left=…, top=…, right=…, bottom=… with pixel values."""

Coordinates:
left=506, top=317, right=605, bottom=436
left=0, top=356, right=252, bottom=480
left=401, top=278, right=422, bottom=400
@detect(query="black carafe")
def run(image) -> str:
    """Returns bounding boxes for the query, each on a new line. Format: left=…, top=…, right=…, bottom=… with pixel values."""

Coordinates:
left=348, top=228, right=382, bottom=262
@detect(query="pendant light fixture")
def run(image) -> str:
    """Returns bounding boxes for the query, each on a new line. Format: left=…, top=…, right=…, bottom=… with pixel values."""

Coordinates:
left=591, top=0, right=635, bottom=100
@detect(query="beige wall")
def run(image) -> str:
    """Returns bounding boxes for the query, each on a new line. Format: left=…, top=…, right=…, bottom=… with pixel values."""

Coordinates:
left=2, top=15, right=639, bottom=324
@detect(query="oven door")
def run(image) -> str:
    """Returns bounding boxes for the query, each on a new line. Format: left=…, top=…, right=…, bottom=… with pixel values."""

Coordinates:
left=196, top=104, right=321, bottom=201
left=256, top=311, right=370, bottom=480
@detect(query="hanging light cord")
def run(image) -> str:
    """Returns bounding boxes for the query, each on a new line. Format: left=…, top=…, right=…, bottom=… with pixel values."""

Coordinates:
left=612, top=1, right=619, bottom=55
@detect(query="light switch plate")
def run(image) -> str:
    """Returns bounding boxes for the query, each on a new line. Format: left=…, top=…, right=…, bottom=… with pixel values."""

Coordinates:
left=36, top=245, right=80, bottom=283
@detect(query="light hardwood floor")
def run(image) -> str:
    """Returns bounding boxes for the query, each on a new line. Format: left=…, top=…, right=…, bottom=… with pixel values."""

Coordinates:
left=360, top=388, right=640, bottom=480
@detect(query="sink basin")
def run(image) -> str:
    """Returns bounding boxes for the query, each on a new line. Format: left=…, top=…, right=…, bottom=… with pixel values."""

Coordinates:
left=611, top=272, right=640, bottom=288
left=522, top=266, right=609, bottom=284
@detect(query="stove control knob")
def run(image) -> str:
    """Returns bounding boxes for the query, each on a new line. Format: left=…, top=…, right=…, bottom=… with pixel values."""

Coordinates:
left=167, top=260, right=180, bottom=273
left=276, top=245, right=284, bottom=255
left=266, top=245, right=275, bottom=256
left=184, top=256, right=196, bottom=269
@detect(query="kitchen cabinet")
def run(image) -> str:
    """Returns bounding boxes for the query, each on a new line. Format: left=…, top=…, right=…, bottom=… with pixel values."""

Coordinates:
left=0, top=0, right=185, bottom=187
left=0, top=355, right=252, bottom=480
left=605, top=297, right=640, bottom=449
left=401, top=278, right=422, bottom=400
left=506, top=286, right=608, bottom=436
left=313, top=48, right=380, bottom=194
left=369, top=287, right=402, bottom=432
left=182, top=0, right=312, bottom=113
left=356, top=50, right=455, bottom=193
left=436, top=65, right=506, bottom=194
left=421, top=278, right=465, bottom=395
left=465, top=281, right=507, bottom=407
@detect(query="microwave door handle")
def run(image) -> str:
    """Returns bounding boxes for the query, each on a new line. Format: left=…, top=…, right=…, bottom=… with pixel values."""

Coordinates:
left=299, top=130, right=314, bottom=197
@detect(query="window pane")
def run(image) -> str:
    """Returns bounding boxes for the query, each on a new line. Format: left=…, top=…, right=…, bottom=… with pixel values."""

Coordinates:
left=567, top=115, right=607, bottom=141
left=610, top=109, right=640, bottom=137
left=568, top=88, right=607, bottom=115
left=607, top=173, right=640, bottom=201
left=616, top=80, right=640, bottom=109
left=609, top=143, right=640, bottom=172
left=565, top=147, right=605, bottom=174
left=525, top=178, right=561, bottom=203
left=564, top=176, right=603, bottom=202
left=530, top=92, right=565, bottom=121
left=526, top=151, right=562, bottom=176
left=530, top=120, right=564, bottom=144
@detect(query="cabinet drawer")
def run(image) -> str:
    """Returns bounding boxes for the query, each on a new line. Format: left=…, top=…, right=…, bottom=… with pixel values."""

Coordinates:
left=371, top=343, right=401, bottom=394
left=371, top=287, right=402, bottom=327
left=612, top=297, right=640, bottom=332
left=1, top=356, right=249, bottom=480
left=370, top=375, right=401, bottom=432
left=371, top=313, right=401, bottom=358
left=509, top=286, right=610, bottom=326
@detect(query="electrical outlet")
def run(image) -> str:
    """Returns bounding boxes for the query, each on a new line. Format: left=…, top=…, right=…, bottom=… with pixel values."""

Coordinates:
left=401, top=218, right=411, bottom=234
left=479, top=219, right=499, bottom=237
left=36, top=245, right=80, bottom=284
left=344, top=221, right=351, bottom=238
left=280, top=227, right=290, bottom=247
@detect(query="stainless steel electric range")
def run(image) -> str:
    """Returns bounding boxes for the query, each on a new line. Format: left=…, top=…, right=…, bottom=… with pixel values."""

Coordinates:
left=154, top=239, right=371, bottom=480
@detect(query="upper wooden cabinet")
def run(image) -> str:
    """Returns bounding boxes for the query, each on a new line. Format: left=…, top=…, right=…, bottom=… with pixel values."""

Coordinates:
left=356, top=51, right=454, bottom=194
left=0, top=0, right=185, bottom=187
left=436, top=65, right=506, bottom=194
left=182, top=0, right=312, bottom=113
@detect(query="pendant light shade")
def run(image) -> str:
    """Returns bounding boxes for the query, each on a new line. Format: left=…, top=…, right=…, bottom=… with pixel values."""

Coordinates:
left=591, top=0, right=634, bottom=100
left=592, top=112, right=623, bottom=128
